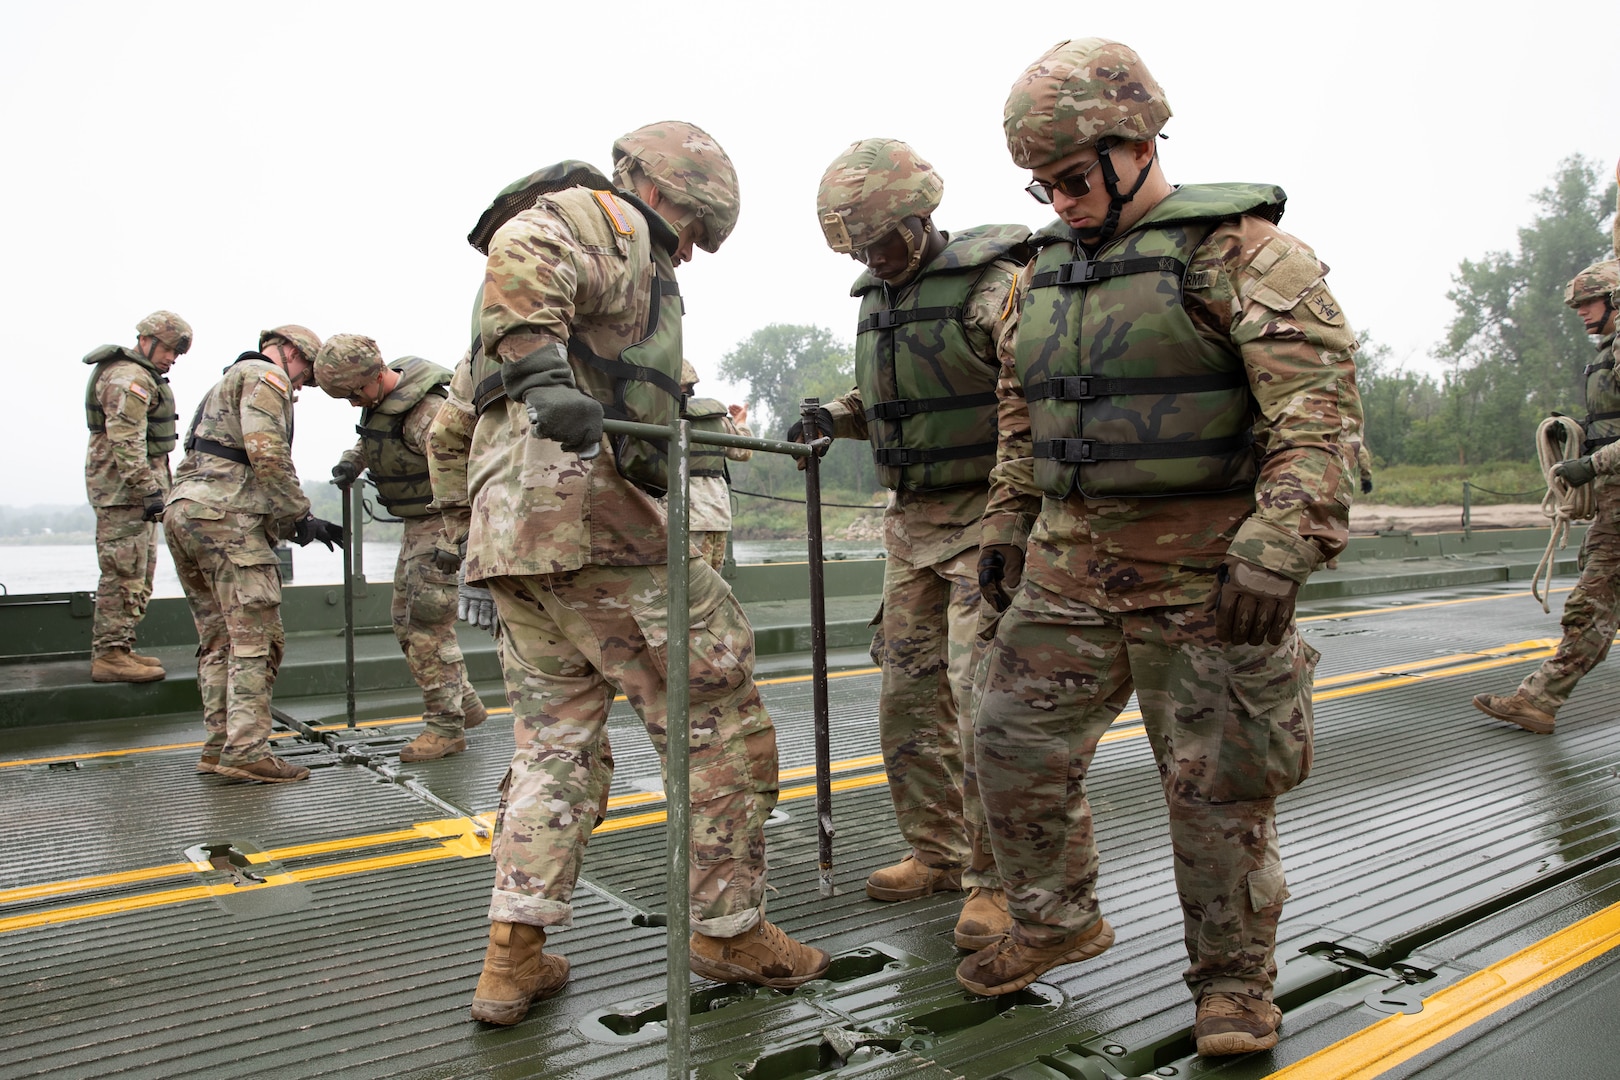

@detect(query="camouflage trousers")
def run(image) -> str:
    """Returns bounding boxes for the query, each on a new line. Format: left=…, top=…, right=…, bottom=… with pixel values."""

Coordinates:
left=1519, top=519, right=1620, bottom=714
left=693, top=530, right=728, bottom=573
left=872, top=547, right=995, bottom=885
left=164, top=500, right=285, bottom=767
left=975, top=582, right=1317, bottom=1001
left=393, top=516, right=475, bottom=738
left=91, top=504, right=158, bottom=653
left=486, top=557, right=778, bottom=937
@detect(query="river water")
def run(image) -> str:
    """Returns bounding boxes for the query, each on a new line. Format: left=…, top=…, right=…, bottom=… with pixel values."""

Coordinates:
left=0, top=538, right=886, bottom=597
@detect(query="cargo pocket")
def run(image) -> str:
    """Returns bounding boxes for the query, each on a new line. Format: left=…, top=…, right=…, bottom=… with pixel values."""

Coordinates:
left=1247, top=858, right=1290, bottom=913
left=629, top=561, right=750, bottom=705
left=1209, top=637, right=1319, bottom=803
left=868, top=601, right=886, bottom=667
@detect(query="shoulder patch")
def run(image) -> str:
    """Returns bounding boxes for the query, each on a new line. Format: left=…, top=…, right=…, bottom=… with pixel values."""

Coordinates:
left=1303, top=286, right=1346, bottom=326
left=592, top=190, right=636, bottom=237
left=260, top=369, right=290, bottom=397
left=128, top=383, right=150, bottom=402
left=1246, top=238, right=1324, bottom=312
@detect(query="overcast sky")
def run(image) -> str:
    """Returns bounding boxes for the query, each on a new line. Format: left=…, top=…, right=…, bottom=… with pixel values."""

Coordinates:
left=4, top=1, right=1617, bottom=509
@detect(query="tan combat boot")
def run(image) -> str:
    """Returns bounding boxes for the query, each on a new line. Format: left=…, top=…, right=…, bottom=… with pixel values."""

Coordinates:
left=399, top=732, right=467, bottom=762
left=129, top=651, right=165, bottom=668
left=865, top=853, right=963, bottom=901
left=1194, top=992, right=1283, bottom=1056
left=956, top=918, right=1114, bottom=996
left=463, top=689, right=488, bottom=730
left=470, top=921, right=569, bottom=1025
left=1472, top=692, right=1555, bottom=734
left=91, top=648, right=165, bottom=684
left=689, top=919, right=830, bottom=989
left=197, top=750, right=221, bottom=774
left=954, top=887, right=1012, bottom=951
left=214, top=755, right=311, bottom=783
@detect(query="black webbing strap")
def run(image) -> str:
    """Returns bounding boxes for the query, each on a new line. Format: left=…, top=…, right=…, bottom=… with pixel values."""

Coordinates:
left=856, top=305, right=964, bottom=334
left=1585, top=435, right=1619, bottom=451
left=571, top=342, right=684, bottom=400
left=1028, top=255, right=1186, bottom=289
left=1585, top=358, right=1616, bottom=376
left=1585, top=411, right=1620, bottom=423
left=190, top=437, right=251, bottom=465
left=1034, top=430, right=1254, bottom=463
left=1026, top=370, right=1246, bottom=402
left=872, top=441, right=996, bottom=467
left=864, top=391, right=996, bottom=422
left=378, top=490, right=435, bottom=509
left=472, top=371, right=506, bottom=417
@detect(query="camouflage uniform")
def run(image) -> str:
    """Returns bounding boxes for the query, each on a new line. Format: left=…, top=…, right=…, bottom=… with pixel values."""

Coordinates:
left=320, top=340, right=478, bottom=742
left=968, top=40, right=1360, bottom=1023
left=84, top=345, right=177, bottom=657
left=166, top=338, right=314, bottom=771
left=1511, top=311, right=1620, bottom=717
left=468, top=139, right=781, bottom=941
left=682, top=364, right=751, bottom=572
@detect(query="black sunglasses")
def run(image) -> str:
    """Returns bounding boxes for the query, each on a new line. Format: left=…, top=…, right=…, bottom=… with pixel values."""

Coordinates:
left=1025, top=156, right=1104, bottom=205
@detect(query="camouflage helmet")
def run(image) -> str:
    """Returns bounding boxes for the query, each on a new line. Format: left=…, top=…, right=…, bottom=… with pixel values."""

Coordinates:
left=135, top=310, right=192, bottom=354
left=313, top=333, right=385, bottom=398
left=816, top=139, right=944, bottom=255
left=612, top=121, right=740, bottom=253
left=259, top=324, right=323, bottom=364
left=1004, top=39, right=1172, bottom=169
left=1564, top=260, right=1620, bottom=308
left=680, top=359, right=700, bottom=389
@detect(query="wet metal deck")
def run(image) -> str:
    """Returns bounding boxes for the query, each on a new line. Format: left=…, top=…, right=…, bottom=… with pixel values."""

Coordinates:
left=4, top=575, right=1620, bottom=1079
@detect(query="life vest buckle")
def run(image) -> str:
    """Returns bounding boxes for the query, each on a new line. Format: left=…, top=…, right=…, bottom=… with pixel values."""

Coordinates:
left=1054, top=259, right=1095, bottom=286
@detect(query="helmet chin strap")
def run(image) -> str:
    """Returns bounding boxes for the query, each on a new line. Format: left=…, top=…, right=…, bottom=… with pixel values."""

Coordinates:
left=1073, top=140, right=1156, bottom=247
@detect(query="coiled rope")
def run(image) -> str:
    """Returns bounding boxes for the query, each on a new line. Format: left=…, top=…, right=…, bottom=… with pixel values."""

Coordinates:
left=1531, top=415, right=1593, bottom=611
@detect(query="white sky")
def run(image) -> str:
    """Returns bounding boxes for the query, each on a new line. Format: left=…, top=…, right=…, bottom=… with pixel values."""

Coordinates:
left=4, top=1, right=1616, bottom=508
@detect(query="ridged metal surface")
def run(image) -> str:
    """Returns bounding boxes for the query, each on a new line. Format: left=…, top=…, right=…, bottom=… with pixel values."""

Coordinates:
left=4, top=580, right=1620, bottom=1079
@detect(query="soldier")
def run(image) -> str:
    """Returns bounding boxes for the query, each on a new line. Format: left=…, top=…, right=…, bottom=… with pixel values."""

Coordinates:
left=314, top=335, right=488, bottom=761
left=1474, top=259, right=1620, bottom=735
left=165, top=325, right=344, bottom=783
left=798, top=138, right=1025, bottom=949
left=680, top=360, right=752, bottom=572
left=83, top=311, right=191, bottom=683
left=958, top=40, right=1360, bottom=1059
left=460, top=123, right=827, bottom=1027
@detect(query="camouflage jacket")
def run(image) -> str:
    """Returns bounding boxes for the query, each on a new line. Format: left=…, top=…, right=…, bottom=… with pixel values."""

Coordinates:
left=982, top=211, right=1362, bottom=612
left=426, top=348, right=475, bottom=548
left=826, top=248, right=1020, bottom=568
left=83, top=347, right=174, bottom=507
left=168, top=354, right=310, bottom=532
left=338, top=365, right=449, bottom=519
left=467, top=186, right=679, bottom=579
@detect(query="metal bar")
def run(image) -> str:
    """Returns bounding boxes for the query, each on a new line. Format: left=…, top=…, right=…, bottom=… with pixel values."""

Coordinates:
left=1462, top=481, right=1472, bottom=539
left=341, top=484, right=356, bottom=728
left=800, top=399, right=836, bottom=898
left=602, top=417, right=810, bottom=458
left=350, top=482, right=366, bottom=584
left=664, top=417, right=693, bottom=1080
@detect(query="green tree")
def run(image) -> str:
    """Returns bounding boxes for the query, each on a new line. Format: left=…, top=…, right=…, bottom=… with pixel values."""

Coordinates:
left=1354, top=335, right=1447, bottom=465
left=1438, top=155, right=1617, bottom=464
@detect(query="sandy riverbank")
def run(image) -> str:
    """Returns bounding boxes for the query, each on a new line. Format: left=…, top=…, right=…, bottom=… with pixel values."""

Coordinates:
left=1350, top=502, right=1552, bottom=534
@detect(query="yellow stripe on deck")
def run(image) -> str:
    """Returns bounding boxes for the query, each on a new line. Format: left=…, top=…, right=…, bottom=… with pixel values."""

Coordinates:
left=1264, top=899, right=1620, bottom=1080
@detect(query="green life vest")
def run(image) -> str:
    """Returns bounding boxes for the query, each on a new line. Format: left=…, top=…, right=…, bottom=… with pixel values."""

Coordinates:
left=1017, top=183, right=1285, bottom=499
left=356, top=357, right=451, bottom=517
left=851, top=225, right=1031, bottom=491
left=682, top=397, right=730, bottom=478
left=1583, top=335, right=1620, bottom=453
left=83, top=344, right=178, bottom=456
left=469, top=187, right=685, bottom=497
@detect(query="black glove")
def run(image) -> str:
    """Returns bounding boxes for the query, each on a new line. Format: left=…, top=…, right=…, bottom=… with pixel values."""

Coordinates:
left=977, top=543, right=1026, bottom=613
left=292, top=515, right=346, bottom=551
left=502, top=341, right=602, bottom=457
left=1554, top=455, right=1598, bottom=489
left=785, top=407, right=835, bottom=446
left=330, top=460, right=360, bottom=488
left=1208, top=558, right=1301, bottom=647
left=523, top=385, right=604, bottom=456
left=431, top=538, right=464, bottom=574
left=1360, top=475, right=1373, bottom=495
left=141, top=491, right=166, bottom=522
